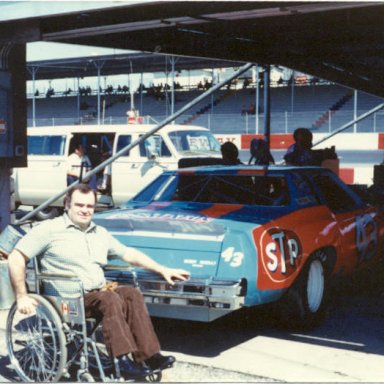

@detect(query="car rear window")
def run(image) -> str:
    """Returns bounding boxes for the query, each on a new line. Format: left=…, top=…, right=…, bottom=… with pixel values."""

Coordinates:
left=171, top=174, right=289, bottom=206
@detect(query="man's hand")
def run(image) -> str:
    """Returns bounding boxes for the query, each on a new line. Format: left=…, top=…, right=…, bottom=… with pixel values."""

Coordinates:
left=17, top=294, right=38, bottom=315
left=160, top=267, right=190, bottom=285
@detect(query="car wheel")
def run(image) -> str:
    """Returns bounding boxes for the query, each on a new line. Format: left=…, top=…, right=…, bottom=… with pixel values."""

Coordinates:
left=280, top=251, right=329, bottom=330
left=34, top=207, right=60, bottom=221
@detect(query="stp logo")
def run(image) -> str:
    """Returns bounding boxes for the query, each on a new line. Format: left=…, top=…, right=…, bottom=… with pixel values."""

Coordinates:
left=259, top=227, right=303, bottom=282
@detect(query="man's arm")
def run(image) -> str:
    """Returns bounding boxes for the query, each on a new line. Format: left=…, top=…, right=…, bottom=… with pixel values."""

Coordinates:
left=8, top=249, right=38, bottom=314
left=121, top=247, right=190, bottom=285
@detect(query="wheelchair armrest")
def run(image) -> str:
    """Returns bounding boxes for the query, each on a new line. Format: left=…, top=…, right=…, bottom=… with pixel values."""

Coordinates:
left=104, top=265, right=133, bottom=272
left=37, top=272, right=80, bottom=280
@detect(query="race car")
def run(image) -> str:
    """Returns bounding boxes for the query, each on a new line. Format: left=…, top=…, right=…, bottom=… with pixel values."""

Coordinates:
left=94, top=165, right=384, bottom=328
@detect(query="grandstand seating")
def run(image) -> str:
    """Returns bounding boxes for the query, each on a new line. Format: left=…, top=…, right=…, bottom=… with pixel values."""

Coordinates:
left=27, top=84, right=384, bottom=133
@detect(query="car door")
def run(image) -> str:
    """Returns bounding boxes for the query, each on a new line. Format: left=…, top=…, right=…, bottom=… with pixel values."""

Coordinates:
left=15, top=134, right=67, bottom=206
left=310, top=171, right=377, bottom=274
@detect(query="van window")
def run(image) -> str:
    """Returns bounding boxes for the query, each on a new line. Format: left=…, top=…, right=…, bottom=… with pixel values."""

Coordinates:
left=168, top=130, right=220, bottom=154
left=139, top=135, right=171, bottom=158
left=28, top=135, right=66, bottom=155
left=116, top=135, right=132, bottom=156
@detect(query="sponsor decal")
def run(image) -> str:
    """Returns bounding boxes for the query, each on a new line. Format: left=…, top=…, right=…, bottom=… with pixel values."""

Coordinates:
left=257, top=227, right=303, bottom=289
left=356, top=213, right=378, bottom=264
left=61, top=301, right=78, bottom=316
left=106, top=211, right=214, bottom=224
left=184, top=258, right=217, bottom=268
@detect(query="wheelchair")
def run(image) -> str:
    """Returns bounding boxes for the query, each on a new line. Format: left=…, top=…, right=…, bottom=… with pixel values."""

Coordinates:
left=6, top=262, right=164, bottom=382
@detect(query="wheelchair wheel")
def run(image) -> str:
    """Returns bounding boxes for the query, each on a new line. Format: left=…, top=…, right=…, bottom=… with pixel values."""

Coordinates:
left=6, top=294, right=67, bottom=382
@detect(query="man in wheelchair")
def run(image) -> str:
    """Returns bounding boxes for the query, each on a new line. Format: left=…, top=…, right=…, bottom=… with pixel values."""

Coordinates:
left=8, top=183, right=190, bottom=380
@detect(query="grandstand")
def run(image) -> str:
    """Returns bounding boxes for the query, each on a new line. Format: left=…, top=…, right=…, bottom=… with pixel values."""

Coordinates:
left=27, top=82, right=384, bottom=134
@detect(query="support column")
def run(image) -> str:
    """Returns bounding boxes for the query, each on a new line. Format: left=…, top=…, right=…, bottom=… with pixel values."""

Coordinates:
left=27, top=66, right=38, bottom=127
left=263, top=65, right=271, bottom=146
left=0, top=43, right=27, bottom=231
left=93, top=60, right=105, bottom=125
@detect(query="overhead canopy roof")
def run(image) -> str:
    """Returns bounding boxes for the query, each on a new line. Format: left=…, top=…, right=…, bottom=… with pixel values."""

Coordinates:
left=26, top=52, right=245, bottom=81
left=1, top=1, right=384, bottom=96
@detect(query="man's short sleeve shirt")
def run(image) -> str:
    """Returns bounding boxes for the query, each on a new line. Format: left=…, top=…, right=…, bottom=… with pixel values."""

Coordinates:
left=16, top=214, right=127, bottom=294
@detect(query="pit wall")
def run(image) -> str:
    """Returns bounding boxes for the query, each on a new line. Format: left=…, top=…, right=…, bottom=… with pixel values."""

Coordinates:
left=215, top=132, right=383, bottom=186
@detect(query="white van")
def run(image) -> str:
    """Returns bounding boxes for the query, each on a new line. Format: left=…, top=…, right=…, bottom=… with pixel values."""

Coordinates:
left=14, top=124, right=221, bottom=219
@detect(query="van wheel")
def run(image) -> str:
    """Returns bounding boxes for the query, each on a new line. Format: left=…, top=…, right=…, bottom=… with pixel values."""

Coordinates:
left=34, top=207, right=60, bottom=221
left=279, top=251, right=329, bottom=330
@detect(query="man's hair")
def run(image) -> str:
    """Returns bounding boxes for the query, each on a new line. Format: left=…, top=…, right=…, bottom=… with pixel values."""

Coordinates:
left=293, top=127, right=313, bottom=142
left=221, top=141, right=239, bottom=161
left=64, top=183, right=97, bottom=208
left=70, top=139, right=84, bottom=153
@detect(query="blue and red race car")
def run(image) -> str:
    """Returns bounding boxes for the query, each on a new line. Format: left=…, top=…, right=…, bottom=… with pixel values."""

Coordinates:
left=95, top=165, right=384, bottom=327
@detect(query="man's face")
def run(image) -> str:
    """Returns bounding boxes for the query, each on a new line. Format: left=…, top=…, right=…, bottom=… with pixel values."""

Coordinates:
left=66, top=190, right=95, bottom=229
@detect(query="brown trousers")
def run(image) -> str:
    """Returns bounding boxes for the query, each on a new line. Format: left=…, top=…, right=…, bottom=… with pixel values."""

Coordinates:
left=84, top=286, right=160, bottom=362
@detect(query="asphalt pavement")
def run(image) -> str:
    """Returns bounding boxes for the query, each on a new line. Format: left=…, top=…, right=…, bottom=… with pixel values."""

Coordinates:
left=2, top=266, right=384, bottom=383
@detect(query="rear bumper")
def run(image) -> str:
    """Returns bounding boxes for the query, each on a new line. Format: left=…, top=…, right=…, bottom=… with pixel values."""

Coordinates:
left=104, top=269, right=245, bottom=322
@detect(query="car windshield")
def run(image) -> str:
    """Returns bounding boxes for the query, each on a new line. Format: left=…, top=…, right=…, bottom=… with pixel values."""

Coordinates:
left=168, top=130, right=221, bottom=155
left=133, top=173, right=289, bottom=206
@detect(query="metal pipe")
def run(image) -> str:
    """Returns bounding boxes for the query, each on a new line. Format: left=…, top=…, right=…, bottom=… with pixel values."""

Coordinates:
left=255, top=65, right=259, bottom=134
left=170, top=56, right=175, bottom=118
left=353, top=89, right=358, bottom=133
left=313, top=102, right=384, bottom=147
left=263, top=65, right=271, bottom=145
left=16, top=62, right=254, bottom=224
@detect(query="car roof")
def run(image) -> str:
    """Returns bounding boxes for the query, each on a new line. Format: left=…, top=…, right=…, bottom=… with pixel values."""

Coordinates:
left=173, top=164, right=325, bottom=175
left=26, top=124, right=210, bottom=135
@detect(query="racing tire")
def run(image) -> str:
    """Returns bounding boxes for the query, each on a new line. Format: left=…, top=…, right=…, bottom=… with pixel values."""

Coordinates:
left=280, top=251, right=329, bottom=330
left=34, top=207, right=61, bottom=221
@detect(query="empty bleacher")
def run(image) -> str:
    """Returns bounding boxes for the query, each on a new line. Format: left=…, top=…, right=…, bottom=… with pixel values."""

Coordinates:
left=27, top=84, right=384, bottom=133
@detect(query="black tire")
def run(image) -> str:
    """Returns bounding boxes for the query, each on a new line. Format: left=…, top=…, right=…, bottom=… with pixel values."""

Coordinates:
left=34, top=207, right=60, bottom=221
left=280, top=251, right=329, bottom=330
left=6, top=294, right=67, bottom=382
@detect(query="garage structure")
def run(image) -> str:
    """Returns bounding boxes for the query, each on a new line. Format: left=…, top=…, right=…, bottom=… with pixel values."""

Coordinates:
left=1, top=1, right=384, bottom=229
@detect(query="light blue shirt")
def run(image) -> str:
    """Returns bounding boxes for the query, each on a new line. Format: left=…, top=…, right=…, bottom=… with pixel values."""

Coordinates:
left=16, top=214, right=127, bottom=295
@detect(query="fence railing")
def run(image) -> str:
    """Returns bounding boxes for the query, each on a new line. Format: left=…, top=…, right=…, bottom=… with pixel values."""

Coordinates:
left=27, top=109, right=384, bottom=134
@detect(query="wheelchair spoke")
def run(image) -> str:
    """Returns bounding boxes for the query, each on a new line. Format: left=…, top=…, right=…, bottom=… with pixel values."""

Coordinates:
left=7, top=295, right=67, bottom=382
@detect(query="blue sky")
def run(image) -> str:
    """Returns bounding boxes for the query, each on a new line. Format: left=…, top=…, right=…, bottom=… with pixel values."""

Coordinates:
left=27, top=41, right=131, bottom=61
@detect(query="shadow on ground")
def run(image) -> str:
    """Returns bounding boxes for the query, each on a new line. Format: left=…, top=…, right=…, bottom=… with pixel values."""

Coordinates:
left=153, top=262, right=384, bottom=358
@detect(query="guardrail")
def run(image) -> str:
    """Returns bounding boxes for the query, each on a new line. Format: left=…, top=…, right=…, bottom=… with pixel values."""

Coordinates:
left=28, top=109, right=384, bottom=134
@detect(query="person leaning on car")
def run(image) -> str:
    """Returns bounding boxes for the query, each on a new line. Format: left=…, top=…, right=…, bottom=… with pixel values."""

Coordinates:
left=284, top=127, right=320, bottom=166
left=8, top=183, right=190, bottom=379
left=284, top=127, right=338, bottom=167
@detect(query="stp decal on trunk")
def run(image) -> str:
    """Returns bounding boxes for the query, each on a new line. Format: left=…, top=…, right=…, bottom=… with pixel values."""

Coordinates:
left=255, top=226, right=303, bottom=290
